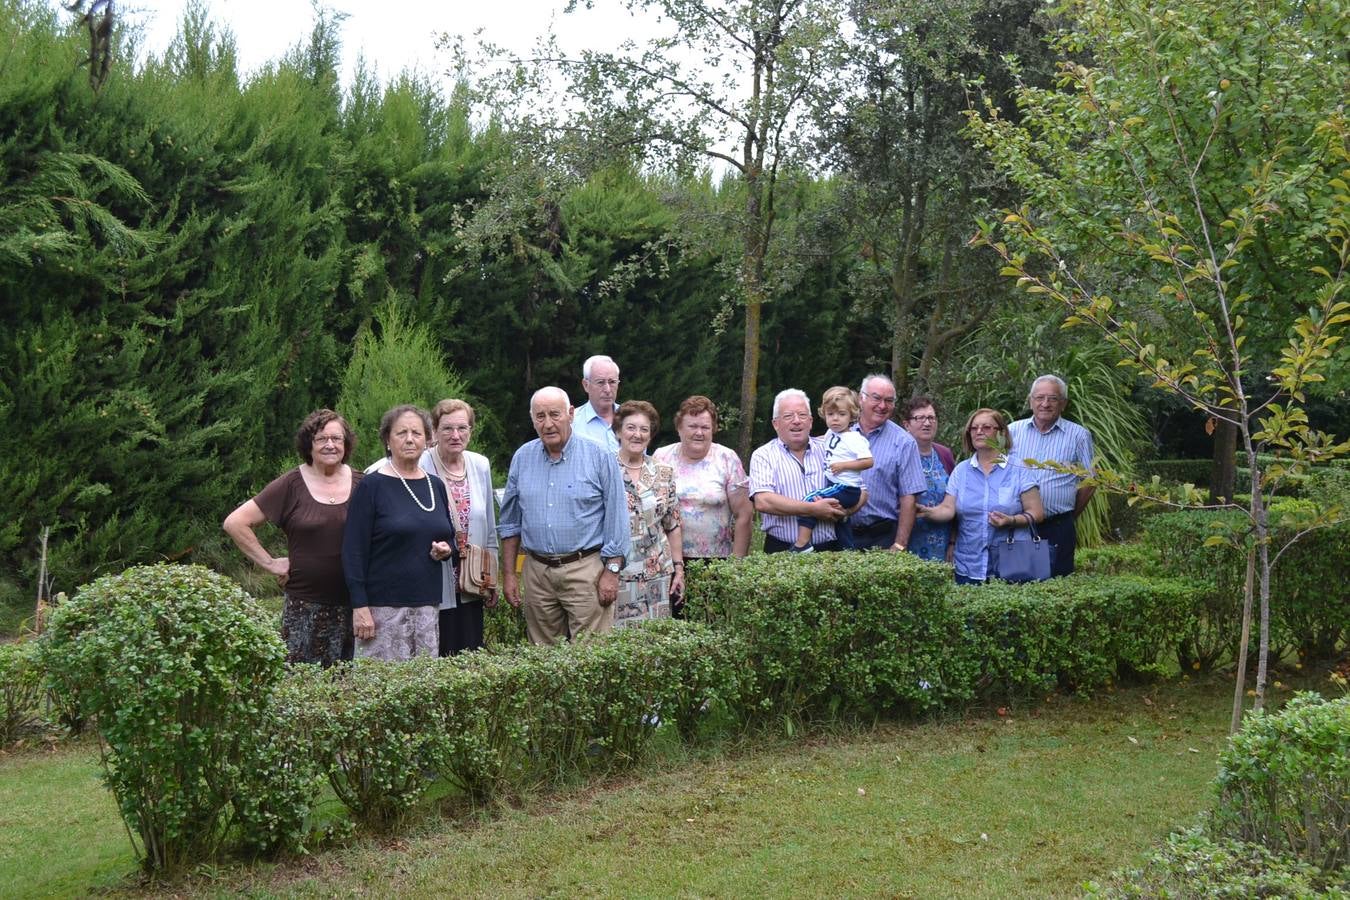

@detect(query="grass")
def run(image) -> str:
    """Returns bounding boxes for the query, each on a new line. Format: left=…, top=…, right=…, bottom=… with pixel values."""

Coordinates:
left=0, top=675, right=1254, bottom=899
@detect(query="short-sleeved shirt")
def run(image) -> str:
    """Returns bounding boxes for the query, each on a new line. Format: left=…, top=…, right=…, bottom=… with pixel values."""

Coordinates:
left=572, top=401, right=621, bottom=451
left=820, top=429, right=873, bottom=488
left=1007, top=416, right=1094, bottom=516
left=254, top=467, right=363, bottom=606
left=749, top=436, right=836, bottom=544
left=652, top=442, right=748, bottom=559
left=852, top=420, right=926, bottom=527
left=945, top=457, right=1039, bottom=580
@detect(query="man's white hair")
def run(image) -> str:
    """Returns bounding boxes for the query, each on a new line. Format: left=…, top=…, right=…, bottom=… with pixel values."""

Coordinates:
left=582, top=354, right=619, bottom=381
left=1028, top=374, right=1069, bottom=404
left=530, top=386, right=570, bottom=412
left=771, top=388, right=810, bottom=420
left=859, top=373, right=895, bottom=397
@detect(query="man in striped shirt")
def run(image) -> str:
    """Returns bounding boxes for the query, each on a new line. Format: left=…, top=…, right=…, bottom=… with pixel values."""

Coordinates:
left=749, top=389, right=849, bottom=553
left=1007, top=374, right=1096, bottom=577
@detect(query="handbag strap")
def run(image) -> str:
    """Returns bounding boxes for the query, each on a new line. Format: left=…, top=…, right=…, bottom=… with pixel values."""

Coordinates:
left=1001, top=518, right=1042, bottom=543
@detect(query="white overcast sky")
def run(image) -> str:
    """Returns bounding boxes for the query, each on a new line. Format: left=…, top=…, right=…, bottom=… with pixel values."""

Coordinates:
left=103, top=0, right=658, bottom=87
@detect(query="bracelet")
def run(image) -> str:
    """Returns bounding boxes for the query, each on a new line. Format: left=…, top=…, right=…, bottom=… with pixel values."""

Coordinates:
left=673, top=562, right=684, bottom=569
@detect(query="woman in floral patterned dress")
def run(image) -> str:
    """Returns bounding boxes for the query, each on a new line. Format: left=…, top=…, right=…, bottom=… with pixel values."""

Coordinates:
left=651, top=396, right=750, bottom=571
left=611, top=400, right=684, bottom=628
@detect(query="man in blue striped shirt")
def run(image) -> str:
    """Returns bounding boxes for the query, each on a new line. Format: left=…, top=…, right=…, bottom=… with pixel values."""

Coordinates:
left=1007, top=374, right=1096, bottom=576
left=500, top=387, right=631, bottom=644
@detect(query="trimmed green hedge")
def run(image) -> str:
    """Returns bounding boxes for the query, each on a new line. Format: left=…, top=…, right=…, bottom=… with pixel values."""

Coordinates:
left=951, top=575, right=1200, bottom=695
left=686, top=552, right=970, bottom=720
left=1214, top=693, right=1350, bottom=871
left=1144, top=509, right=1350, bottom=668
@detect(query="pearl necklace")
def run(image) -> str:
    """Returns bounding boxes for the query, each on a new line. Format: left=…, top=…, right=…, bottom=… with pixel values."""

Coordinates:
left=393, top=466, right=435, bottom=512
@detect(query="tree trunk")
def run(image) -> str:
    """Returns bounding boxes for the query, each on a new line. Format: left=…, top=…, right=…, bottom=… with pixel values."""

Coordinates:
left=1230, top=548, right=1255, bottom=732
left=737, top=288, right=763, bottom=461
left=1209, top=416, right=1237, bottom=502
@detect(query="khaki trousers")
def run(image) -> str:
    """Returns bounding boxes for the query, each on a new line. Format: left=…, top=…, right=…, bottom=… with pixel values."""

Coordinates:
left=521, top=552, right=612, bottom=645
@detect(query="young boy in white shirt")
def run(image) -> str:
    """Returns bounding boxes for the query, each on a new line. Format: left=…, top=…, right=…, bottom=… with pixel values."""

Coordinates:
left=793, top=386, right=873, bottom=551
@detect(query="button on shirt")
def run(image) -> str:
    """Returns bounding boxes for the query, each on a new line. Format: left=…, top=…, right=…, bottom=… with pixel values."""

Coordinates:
left=498, top=434, right=631, bottom=560
left=572, top=401, right=621, bottom=452
left=852, top=420, right=927, bottom=527
left=748, top=436, right=837, bottom=544
left=1007, top=417, right=1094, bottom=516
left=946, top=456, right=1038, bottom=580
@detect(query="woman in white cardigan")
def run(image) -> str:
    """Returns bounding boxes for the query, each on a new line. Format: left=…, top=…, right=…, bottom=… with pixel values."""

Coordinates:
left=422, top=398, right=499, bottom=655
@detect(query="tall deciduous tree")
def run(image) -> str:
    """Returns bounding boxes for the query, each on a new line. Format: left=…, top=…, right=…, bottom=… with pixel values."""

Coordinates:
left=966, top=0, right=1348, bottom=726
left=449, top=0, right=846, bottom=458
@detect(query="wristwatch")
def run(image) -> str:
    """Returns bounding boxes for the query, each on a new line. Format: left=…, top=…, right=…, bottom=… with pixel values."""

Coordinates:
left=605, top=560, right=622, bottom=574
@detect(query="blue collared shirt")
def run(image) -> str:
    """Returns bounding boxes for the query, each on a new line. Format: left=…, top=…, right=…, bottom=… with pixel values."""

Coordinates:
left=748, top=436, right=837, bottom=544
left=572, top=400, right=620, bottom=451
left=946, top=456, right=1039, bottom=580
left=852, top=419, right=927, bottom=526
left=1007, top=416, right=1094, bottom=516
left=498, top=433, right=631, bottom=560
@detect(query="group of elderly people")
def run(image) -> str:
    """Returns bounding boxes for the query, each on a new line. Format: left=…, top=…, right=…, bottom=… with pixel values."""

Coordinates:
left=224, top=355, right=1094, bottom=664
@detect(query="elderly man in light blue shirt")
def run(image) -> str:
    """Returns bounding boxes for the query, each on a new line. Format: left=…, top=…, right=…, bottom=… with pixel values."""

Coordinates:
left=851, top=374, right=927, bottom=552
left=500, top=386, right=631, bottom=644
left=1007, top=374, right=1096, bottom=577
left=572, top=354, right=622, bottom=451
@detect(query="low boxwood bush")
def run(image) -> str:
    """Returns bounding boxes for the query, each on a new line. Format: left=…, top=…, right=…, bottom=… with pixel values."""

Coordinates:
left=686, top=552, right=969, bottom=721
left=950, top=575, right=1200, bottom=696
left=0, top=639, right=44, bottom=744
left=41, top=564, right=292, bottom=870
left=1075, top=542, right=1159, bottom=577
left=1144, top=508, right=1349, bottom=668
left=1213, top=693, right=1350, bottom=871
left=1089, top=826, right=1349, bottom=898
left=285, top=619, right=743, bottom=826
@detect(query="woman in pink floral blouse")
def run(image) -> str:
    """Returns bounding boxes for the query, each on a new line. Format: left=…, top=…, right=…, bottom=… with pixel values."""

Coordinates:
left=652, top=396, right=752, bottom=572
left=612, top=400, right=683, bottom=627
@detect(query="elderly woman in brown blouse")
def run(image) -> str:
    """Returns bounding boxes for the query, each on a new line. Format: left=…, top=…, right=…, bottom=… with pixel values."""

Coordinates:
left=224, top=409, right=362, bottom=665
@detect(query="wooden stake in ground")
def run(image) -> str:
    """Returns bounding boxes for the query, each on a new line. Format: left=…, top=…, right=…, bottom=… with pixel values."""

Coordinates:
left=33, top=526, right=49, bottom=635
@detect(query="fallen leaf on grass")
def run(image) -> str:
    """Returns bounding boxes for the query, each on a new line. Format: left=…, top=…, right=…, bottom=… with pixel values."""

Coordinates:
left=1127, top=735, right=1139, bottom=745
left=1187, top=748, right=1199, bottom=754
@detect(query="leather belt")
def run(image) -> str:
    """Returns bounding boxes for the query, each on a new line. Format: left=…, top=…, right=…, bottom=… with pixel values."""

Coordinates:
left=527, top=546, right=601, bottom=568
left=852, top=518, right=897, bottom=535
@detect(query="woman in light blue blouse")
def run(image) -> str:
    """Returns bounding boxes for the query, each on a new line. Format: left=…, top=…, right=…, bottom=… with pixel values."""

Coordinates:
left=916, top=408, right=1043, bottom=584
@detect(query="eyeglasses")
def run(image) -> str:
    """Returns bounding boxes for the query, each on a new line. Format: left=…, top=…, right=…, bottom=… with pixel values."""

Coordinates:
left=437, top=425, right=471, bottom=434
left=776, top=412, right=811, bottom=423
left=313, top=435, right=345, bottom=445
left=908, top=415, right=937, bottom=423
left=621, top=423, right=651, bottom=435
left=969, top=423, right=1000, bottom=433
left=588, top=379, right=620, bottom=388
left=1031, top=394, right=1064, bottom=404
left=863, top=392, right=897, bottom=405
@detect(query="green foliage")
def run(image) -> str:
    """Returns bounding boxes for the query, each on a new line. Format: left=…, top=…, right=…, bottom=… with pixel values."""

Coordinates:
left=0, top=639, right=44, bottom=745
left=1075, top=542, right=1159, bottom=577
left=335, top=301, right=480, bottom=469
left=1145, top=509, right=1350, bottom=668
left=1213, top=694, right=1350, bottom=872
left=39, top=564, right=290, bottom=870
left=1089, top=825, right=1349, bottom=899
left=285, top=620, right=742, bottom=826
left=688, top=552, right=974, bottom=720
left=951, top=575, right=1200, bottom=696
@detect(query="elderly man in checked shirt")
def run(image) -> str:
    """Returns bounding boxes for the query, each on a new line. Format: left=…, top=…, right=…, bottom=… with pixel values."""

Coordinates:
left=1007, top=374, right=1096, bottom=577
left=500, top=386, right=631, bottom=645
left=749, top=388, right=855, bottom=553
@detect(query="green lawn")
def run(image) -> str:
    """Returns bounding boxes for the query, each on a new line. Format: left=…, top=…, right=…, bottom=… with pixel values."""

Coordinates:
left=0, top=676, right=1246, bottom=898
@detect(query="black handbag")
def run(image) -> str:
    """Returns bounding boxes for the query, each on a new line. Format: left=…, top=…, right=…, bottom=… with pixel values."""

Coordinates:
left=990, top=519, right=1053, bottom=583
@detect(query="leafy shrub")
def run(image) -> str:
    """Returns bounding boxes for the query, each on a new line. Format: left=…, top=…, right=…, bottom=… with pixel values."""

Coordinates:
left=686, top=552, right=968, bottom=722
left=950, top=575, right=1200, bottom=696
left=1075, top=542, right=1159, bottom=576
left=0, top=639, right=44, bottom=744
left=1144, top=509, right=1349, bottom=668
left=1213, top=693, right=1350, bottom=871
left=40, top=564, right=289, bottom=870
left=286, top=620, right=743, bottom=825
left=1088, top=826, right=1349, bottom=898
